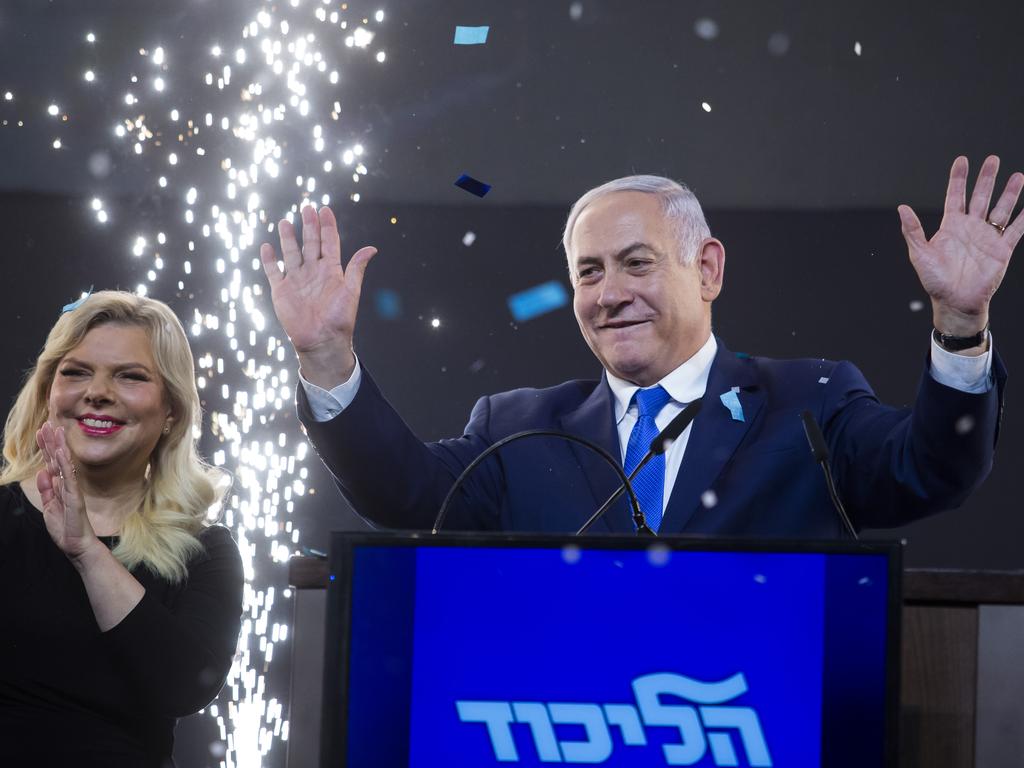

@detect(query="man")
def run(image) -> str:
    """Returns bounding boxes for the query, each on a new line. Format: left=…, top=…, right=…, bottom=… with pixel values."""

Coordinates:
left=260, top=156, right=1016, bottom=536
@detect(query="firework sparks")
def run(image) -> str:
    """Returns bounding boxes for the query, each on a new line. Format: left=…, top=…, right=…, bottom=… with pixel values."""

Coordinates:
left=69, top=3, right=389, bottom=766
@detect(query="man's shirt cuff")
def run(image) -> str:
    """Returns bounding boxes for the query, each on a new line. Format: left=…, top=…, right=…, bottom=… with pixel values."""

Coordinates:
left=929, top=333, right=993, bottom=394
left=299, top=357, right=363, bottom=422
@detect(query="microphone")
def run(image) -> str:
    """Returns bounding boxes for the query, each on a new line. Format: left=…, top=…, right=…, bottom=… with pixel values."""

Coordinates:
left=799, top=410, right=858, bottom=539
left=576, top=398, right=704, bottom=536
left=432, top=429, right=645, bottom=535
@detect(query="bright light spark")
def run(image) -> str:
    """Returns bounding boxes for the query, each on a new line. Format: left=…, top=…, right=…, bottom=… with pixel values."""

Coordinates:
left=352, top=27, right=374, bottom=48
left=86, top=32, right=96, bottom=43
left=48, top=104, right=60, bottom=116
left=84, top=70, right=96, bottom=82
left=701, top=101, right=712, bottom=112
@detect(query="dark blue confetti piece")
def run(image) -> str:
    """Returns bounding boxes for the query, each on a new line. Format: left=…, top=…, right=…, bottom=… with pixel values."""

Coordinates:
left=374, top=289, right=402, bottom=319
left=507, top=280, right=569, bottom=322
left=454, top=173, right=492, bottom=198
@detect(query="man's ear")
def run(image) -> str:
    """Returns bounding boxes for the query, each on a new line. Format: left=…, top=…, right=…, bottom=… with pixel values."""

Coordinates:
left=697, top=238, right=725, bottom=302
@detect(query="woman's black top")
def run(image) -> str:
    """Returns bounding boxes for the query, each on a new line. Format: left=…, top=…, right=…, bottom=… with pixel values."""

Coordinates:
left=0, top=483, right=244, bottom=767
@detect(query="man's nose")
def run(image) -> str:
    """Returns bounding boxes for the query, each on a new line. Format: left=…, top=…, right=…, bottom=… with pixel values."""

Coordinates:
left=597, top=270, right=630, bottom=308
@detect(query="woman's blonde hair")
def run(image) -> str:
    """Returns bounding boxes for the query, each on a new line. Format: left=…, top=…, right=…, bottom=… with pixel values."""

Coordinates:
left=0, top=290, right=229, bottom=583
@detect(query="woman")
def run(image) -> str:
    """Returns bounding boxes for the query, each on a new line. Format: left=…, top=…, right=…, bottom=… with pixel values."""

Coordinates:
left=0, top=291, right=243, bottom=767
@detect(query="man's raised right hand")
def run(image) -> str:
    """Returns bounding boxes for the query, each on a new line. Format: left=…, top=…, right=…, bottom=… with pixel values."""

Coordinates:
left=259, top=204, right=377, bottom=389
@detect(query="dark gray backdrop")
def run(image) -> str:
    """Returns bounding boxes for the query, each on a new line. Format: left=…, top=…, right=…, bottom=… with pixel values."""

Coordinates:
left=2, top=1, right=1022, bottom=765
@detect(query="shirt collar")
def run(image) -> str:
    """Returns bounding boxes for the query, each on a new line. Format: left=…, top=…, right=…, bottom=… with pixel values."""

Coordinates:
left=606, top=335, right=718, bottom=425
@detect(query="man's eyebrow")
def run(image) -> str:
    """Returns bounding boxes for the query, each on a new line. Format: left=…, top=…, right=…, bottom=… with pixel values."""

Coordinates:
left=574, top=241, right=658, bottom=267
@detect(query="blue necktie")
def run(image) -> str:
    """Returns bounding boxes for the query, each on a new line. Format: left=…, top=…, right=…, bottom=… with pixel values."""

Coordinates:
left=623, top=385, right=673, bottom=532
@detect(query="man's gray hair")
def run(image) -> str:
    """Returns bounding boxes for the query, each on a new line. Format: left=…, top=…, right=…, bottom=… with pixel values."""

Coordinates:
left=562, top=175, right=711, bottom=273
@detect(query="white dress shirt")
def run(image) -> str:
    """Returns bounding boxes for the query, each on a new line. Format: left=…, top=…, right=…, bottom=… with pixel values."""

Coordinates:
left=301, top=334, right=994, bottom=514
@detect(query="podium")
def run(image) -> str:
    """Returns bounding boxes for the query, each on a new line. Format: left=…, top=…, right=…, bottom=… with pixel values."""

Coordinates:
left=287, top=536, right=1024, bottom=767
left=288, top=548, right=1024, bottom=767
left=284, top=532, right=1024, bottom=767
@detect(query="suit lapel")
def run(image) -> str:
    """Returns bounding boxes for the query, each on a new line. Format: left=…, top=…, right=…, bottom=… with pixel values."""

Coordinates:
left=559, top=376, right=634, bottom=533
left=660, top=341, right=764, bottom=534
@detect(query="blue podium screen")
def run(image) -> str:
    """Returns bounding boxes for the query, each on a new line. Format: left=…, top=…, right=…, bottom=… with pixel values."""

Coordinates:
left=335, top=539, right=894, bottom=767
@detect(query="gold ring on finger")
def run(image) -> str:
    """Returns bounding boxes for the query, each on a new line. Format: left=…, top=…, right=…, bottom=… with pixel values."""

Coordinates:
left=987, top=218, right=1007, bottom=234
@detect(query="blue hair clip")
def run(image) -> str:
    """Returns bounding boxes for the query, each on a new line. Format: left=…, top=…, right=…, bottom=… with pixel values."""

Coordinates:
left=62, top=286, right=94, bottom=314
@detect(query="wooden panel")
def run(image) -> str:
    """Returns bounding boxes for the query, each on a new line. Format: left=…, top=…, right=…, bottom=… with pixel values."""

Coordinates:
left=904, top=569, right=1024, bottom=605
left=899, top=604, right=978, bottom=768
left=290, top=555, right=329, bottom=589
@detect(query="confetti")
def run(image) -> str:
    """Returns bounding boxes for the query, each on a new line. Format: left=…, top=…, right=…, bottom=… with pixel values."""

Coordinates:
left=694, top=18, right=719, bottom=40
left=767, top=32, right=791, bottom=56
left=955, top=415, right=975, bottom=435
left=62, top=287, right=94, bottom=314
left=646, top=544, right=671, bottom=567
left=818, top=377, right=829, bottom=384
left=701, top=489, right=718, bottom=508
left=454, top=173, right=492, bottom=197
left=462, top=231, right=477, bottom=246
left=719, top=390, right=744, bottom=422
left=453, top=25, right=490, bottom=45
left=374, top=289, right=402, bottom=319
left=507, top=280, right=569, bottom=322
left=909, top=300, right=925, bottom=312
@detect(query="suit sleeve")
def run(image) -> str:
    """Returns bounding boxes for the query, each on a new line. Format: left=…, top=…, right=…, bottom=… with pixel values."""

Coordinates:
left=100, top=525, right=244, bottom=717
left=297, top=367, right=506, bottom=531
left=821, top=352, right=1006, bottom=529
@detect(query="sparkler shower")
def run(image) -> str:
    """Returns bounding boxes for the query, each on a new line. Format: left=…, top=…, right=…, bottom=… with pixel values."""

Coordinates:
left=38, top=3, right=388, bottom=765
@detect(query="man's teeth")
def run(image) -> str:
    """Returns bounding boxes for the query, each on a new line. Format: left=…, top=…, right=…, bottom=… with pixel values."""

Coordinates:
left=82, top=418, right=118, bottom=428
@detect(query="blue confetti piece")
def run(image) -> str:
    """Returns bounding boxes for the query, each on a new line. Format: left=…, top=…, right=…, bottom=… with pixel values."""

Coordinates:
left=507, top=280, right=569, bottom=322
left=62, top=286, right=94, bottom=313
left=454, top=173, right=491, bottom=198
left=374, top=289, right=402, bottom=319
left=454, top=25, right=489, bottom=45
left=719, top=390, right=745, bottom=422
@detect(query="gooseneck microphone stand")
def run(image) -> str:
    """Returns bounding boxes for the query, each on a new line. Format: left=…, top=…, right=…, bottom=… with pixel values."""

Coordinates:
left=431, top=429, right=651, bottom=535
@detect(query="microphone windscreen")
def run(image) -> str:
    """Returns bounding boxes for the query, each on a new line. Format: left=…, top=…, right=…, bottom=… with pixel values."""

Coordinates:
left=800, top=410, right=830, bottom=463
left=650, top=398, right=703, bottom=455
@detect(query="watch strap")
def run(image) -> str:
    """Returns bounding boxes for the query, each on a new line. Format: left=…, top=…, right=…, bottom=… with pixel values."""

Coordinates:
left=933, top=325, right=989, bottom=352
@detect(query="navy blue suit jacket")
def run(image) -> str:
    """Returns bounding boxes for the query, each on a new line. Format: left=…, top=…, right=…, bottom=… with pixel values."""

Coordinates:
left=298, top=339, right=1006, bottom=536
